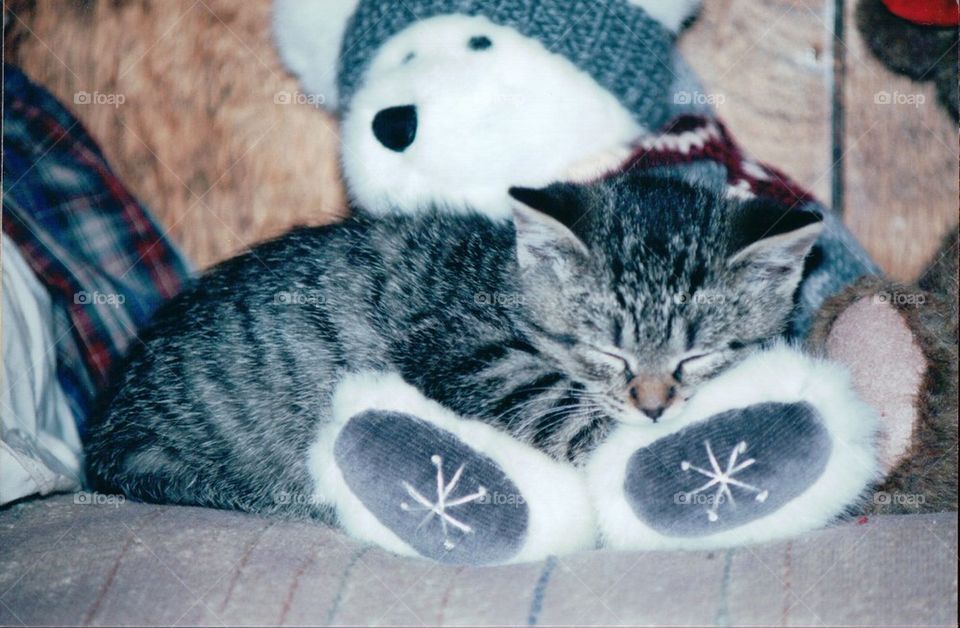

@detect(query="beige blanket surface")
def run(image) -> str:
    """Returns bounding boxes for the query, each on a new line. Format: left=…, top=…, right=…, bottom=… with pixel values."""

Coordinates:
left=0, top=495, right=956, bottom=626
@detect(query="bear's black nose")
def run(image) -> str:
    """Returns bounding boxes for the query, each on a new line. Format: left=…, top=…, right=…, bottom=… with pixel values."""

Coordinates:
left=372, top=105, right=417, bottom=152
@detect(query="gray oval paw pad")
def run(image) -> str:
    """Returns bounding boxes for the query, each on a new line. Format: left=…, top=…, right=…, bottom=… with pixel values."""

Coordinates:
left=624, top=402, right=831, bottom=536
left=334, top=410, right=528, bottom=564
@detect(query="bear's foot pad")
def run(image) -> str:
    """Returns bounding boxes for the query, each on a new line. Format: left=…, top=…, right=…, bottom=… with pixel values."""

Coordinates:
left=625, top=402, right=832, bottom=536
left=334, top=410, right=528, bottom=564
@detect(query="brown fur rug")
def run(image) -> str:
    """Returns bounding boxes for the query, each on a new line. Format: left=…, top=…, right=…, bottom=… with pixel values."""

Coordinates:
left=5, top=0, right=346, bottom=268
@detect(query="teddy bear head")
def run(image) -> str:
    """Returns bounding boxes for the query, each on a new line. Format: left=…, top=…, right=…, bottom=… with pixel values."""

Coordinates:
left=273, top=0, right=700, bottom=217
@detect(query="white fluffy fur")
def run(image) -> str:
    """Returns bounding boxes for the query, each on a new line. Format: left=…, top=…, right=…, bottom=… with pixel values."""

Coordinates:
left=339, top=15, right=642, bottom=217
left=586, top=343, right=881, bottom=551
left=628, top=0, right=702, bottom=32
left=272, top=0, right=359, bottom=109
left=307, top=371, right=597, bottom=563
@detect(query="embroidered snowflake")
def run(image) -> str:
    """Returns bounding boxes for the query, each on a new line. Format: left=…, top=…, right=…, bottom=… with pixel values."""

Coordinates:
left=680, top=440, right=769, bottom=522
left=400, top=454, right=487, bottom=550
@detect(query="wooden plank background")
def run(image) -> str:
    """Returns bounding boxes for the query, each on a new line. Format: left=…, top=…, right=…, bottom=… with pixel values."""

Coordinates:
left=680, top=0, right=958, bottom=282
left=5, top=0, right=958, bottom=281
left=839, top=0, right=958, bottom=280
left=680, top=0, right=835, bottom=203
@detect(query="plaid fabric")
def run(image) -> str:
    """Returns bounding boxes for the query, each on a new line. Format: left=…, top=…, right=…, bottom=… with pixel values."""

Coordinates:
left=2, top=63, right=192, bottom=435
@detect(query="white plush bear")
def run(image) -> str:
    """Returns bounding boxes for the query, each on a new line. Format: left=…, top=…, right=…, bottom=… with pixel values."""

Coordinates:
left=273, top=0, right=702, bottom=216
left=271, top=0, right=888, bottom=565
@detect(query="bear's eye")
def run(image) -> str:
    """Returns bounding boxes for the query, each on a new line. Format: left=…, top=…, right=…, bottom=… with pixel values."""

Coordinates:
left=468, top=36, right=492, bottom=51
left=402, top=51, right=415, bottom=64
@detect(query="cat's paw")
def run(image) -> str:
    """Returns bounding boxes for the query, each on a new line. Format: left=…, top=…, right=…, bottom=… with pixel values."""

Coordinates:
left=587, top=344, right=881, bottom=550
left=308, top=372, right=595, bottom=564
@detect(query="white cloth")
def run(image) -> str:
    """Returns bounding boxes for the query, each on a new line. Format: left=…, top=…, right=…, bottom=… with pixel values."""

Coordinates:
left=2, top=233, right=82, bottom=505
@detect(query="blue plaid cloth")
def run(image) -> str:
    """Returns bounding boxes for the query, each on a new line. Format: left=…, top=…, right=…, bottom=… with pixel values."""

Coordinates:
left=2, top=63, right=193, bottom=434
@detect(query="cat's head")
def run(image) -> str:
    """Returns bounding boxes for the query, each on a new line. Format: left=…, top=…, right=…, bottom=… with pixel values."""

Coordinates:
left=508, top=173, right=822, bottom=426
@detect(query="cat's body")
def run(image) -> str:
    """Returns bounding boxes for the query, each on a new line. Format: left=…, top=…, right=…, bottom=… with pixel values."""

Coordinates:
left=86, top=174, right=822, bottom=519
left=88, top=211, right=583, bottom=518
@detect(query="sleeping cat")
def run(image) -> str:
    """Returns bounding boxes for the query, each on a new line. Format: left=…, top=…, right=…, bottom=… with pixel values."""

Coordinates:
left=85, top=172, right=822, bottom=520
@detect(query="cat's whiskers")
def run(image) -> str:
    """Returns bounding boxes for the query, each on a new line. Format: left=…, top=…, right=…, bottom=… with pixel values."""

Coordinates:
left=500, top=394, right=603, bottom=430
left=475, top=383, right=600, bottom=425
left=523, top=406, right=606, bottom=446
left=514, top=402, right=605, bottom=437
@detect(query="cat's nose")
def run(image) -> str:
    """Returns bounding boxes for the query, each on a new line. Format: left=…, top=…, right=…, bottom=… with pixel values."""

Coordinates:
left=372, top=105, right=418, bottom=152
left=627, top=376, right=676, bottom=422
left=641, top=406, right=664, bottom=421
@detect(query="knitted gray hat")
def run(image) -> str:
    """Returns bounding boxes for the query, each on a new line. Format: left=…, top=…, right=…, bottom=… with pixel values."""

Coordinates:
left=337, top=0, right=678, bottom=129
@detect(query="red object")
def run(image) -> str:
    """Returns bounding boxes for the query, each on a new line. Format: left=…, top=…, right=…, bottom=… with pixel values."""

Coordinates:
left=882, top=0, right=959, bottom=26
left=857, top=516, right=870, bottom=525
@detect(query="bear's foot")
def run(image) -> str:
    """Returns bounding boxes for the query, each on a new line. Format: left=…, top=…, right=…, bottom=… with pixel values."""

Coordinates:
left=587, top=344, right=881, bottom=550
left=309, top=372, right=595, bottom=564
left=624, top=402, right=829, bottom=535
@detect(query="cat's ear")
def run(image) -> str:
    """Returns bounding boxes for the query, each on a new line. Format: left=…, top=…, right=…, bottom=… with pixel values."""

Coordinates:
left=508, top=184, right=590, bottom=276
left=726, top=200, right=823, bottom=295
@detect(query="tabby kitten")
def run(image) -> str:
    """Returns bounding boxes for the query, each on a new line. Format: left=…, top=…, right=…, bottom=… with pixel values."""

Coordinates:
left=86, top=172, right=822, bottom=518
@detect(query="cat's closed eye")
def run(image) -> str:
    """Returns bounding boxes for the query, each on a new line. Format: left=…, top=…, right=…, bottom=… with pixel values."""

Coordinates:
left=588, top=346, right=635, bottom=378
left=672, top=351, right=724, bottom=382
